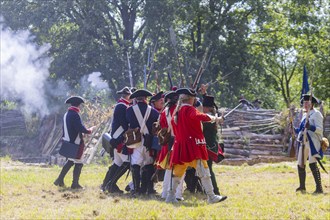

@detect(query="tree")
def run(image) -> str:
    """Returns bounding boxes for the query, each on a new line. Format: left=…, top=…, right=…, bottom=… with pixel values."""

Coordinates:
left=248, top=0, right=329, bottom=108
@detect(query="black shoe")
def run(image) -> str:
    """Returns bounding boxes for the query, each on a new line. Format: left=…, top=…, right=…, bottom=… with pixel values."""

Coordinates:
left=100, top=184, right=106, bottom=192
left=296, top=187, right=306, bottom=193
left=54, top=179, right=65, bottom=187
left=108, top=185, right=124, bottom=194
left=313, top=189, right=323, bottom=194
left=147, top=189, right=157, bottom=195
left=71, top=183, right=84, bottom=189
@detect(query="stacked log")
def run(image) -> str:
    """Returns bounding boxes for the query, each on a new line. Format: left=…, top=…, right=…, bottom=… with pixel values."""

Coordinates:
left=0, top=110, right=27, bottom=135
left=220, top=108, right=289, bottom=164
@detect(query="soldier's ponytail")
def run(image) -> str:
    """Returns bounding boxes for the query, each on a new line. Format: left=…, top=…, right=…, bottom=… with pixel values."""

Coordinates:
left=173, top=94, right=190, bottom=124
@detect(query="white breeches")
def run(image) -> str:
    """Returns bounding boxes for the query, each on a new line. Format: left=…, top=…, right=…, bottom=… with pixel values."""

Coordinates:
left=113, top=149, right=129, bottom=166
left=130, top=145, right=154, bottom=166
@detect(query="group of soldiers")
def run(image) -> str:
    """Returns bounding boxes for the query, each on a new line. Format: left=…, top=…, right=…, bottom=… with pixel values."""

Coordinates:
left=100, top=86, right=227, bottom=203
left=54, top=85, right=326, bottom=204
left=54, top=85, right=228, bottom=204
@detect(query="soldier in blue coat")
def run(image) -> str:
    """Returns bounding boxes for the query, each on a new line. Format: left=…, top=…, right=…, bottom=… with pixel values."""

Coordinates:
left=101, top=87, right=132, bottom=193
left=295, top=94, right=324, bottom=194
left=54, top=96, right=94, bottom=189
left=126, top=89, right=159, bottom=195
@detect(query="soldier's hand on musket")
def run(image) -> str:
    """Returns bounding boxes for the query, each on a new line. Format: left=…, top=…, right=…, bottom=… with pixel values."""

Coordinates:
left=198, top=84, right=208, bottom=95
left=304, top=121, right=310, bottom=130
left=216, top=116, right=224, bottom=124
left=88, top=126, right=97, bottom=133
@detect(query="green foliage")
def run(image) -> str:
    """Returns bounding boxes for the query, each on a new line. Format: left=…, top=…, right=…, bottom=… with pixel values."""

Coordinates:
left=0, top=100, right=17, bottom=110
left=1, top=0, right=328, bottom=109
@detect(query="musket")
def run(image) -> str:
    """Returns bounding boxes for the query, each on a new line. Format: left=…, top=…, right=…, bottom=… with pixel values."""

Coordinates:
left=288, top=106, right=296, bottom=158
left=126, top=52, right=134, bottom=88
left=169, top=26, right=184, bottom=87
left=192, top=47, right=210, bottom=90
left=222, top=99, right=250, bottom=119
left=146, top=42, right=158, bottom=87
left=301, top=69, right=314, bottom=168
left=197, top=80, right=217, bottom=93
left=167, top=70, right=173, bottom=89
left=143, top=47, right=150, bottom=89
left=198, top=69, right=235, bottom=92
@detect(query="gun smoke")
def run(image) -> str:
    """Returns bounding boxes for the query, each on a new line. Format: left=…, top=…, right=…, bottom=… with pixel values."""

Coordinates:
left=1, top=18, right=111, bottom=117
left=1, top=18, right=51, bottom=116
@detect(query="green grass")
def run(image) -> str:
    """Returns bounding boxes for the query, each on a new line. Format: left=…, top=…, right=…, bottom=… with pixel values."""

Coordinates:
left=1, top=158, right=329, bottom=220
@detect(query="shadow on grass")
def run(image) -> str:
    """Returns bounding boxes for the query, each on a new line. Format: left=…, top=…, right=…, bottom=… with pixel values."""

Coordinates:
left=99, top=190, right=210, bottom=207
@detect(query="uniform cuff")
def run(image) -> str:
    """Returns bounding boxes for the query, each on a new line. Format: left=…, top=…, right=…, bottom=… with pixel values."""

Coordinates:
left=308, top=125, right=316, bottom=132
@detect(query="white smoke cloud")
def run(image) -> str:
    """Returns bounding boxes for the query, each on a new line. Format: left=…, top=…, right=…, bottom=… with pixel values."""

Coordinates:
left=87, top=72, right=109, bottom=90
left=0, top=18, right=51, bottom=116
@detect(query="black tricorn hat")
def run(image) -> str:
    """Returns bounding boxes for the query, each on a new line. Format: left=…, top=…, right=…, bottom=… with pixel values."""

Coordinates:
left=164, top=91, right=178, bottom=100
left=130, top=89, right=153, bottom=99
left=300, top=94, right=319, bottom=105
left=116, top=86, right=132, bottom=95
left=176, top=88, right=197, bottom=97
left=130, top=87, right=137, bottom=93
left=65, top=96, right=85, bottom=105
left=202, top=95, right=218, bottom=109
left=150, top=91, right=164, bottom=102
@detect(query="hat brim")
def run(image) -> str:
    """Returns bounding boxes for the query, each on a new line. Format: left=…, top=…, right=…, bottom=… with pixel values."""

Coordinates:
left=203, top=103, right=218, bottom=109
left=176, top=88, right=197, bottom=97
left=65, top=96, right=85, bottom=105
left=116, top=87, right=132, bottom=95
left=130, top=89, right=153, bottom=99
left=300, top=95, right=319, bottom=105
left=150, top=91, right=164, bottom=102
left=164, top=91, right=177, bottom=100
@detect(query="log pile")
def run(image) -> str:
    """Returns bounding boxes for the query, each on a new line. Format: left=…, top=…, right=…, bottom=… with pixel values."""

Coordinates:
left=219, top=108, right=293, bottom=164
left=0, top=110, right=27, bottom=135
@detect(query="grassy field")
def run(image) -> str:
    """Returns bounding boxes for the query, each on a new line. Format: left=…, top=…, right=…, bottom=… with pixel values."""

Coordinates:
left=1, top=156, right=329, bottom=220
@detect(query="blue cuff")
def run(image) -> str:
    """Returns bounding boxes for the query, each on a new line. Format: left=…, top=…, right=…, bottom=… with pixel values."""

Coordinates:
left=308, top=125, right=316, bottom=132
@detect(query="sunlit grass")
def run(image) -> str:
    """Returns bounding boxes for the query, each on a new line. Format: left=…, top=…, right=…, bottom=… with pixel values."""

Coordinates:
left=1, top=157, right=329, bottom=219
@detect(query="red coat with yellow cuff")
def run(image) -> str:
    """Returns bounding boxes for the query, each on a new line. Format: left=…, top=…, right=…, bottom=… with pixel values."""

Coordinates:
left=170, top=104, right=214, bottom=166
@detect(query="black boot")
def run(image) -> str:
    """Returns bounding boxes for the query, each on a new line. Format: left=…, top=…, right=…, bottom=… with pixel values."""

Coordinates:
left=101, top=164, right=119, bottom=192
left=185, top=168, right=195, bottom=193
left=108, top=162, right=130, bottom=193
left=54, top=160, right=74, bottom=187
left=190, top=168, right=203, bottom=193
left=310, top=163, right=323, bottom=194
left=296, top=165, right=306, bottom=193
left=71, top=163, right=84, bottom=189
left=145, top=164, right=156, bottom=195
left=195, top=178, right=203, bottom=193
left=208, top=160, right=220, bottom=195
left=140, top=166, right=148, bottom=195
left=131, top=164, right=141, bottom=195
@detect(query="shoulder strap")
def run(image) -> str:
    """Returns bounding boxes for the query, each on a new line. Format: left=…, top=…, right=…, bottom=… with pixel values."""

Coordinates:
left=165, top=107, right=174, bottom=136
left=63, top=112, right=69, bottom=141
left=132, top=105, right=151, bottom=134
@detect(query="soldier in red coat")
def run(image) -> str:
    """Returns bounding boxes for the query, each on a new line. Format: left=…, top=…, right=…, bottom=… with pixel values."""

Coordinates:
left=166, top=88, right=227, bottom=204
left=155, top=91, right=185, bottom=200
